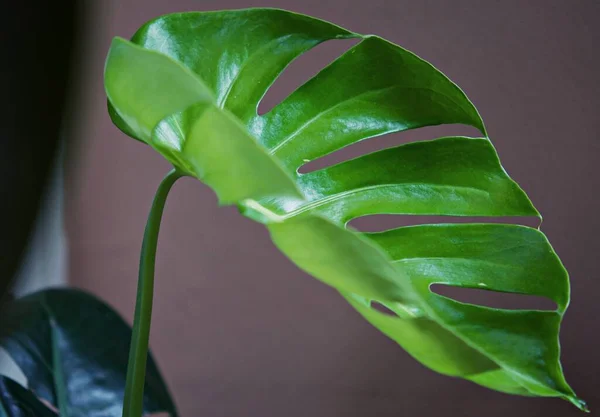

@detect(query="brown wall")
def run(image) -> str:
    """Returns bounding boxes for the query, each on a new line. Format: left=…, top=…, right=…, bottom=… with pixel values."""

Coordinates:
left=66, top=1, right=599, bottom=416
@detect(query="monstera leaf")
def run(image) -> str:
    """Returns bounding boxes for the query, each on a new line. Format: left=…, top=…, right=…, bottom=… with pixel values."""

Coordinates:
left=105, top=8, right=585, bottom=410
left=0, top=289, right=178, bottom=417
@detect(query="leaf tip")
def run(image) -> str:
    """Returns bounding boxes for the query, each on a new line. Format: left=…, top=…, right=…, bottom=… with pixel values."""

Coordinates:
left=567, top=395, right=589, bottom=413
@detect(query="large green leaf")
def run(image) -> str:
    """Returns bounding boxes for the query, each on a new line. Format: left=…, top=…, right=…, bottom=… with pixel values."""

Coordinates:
left=0, top=289, right=177, bottom=417
left=0, top=376, right=58, bottom=417
left=105, top=8, right=585, bottom=410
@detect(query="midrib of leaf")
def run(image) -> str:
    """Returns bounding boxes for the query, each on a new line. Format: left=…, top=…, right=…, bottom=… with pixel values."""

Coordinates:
left=41, top=297, right=69, bottom=417
left=286, top=183, right=491, bottom=219
left=393, top=257, right=521, bottom=271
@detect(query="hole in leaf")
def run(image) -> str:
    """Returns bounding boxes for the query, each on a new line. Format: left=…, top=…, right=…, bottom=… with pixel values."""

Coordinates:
left=257, top=38, right=360, bottom=115
left=348, top=214, right=540, bottom=233
left=370, top=301, right=398, bottom=317
left=298, top=124, right=482, bottom=174
left=430, top=284, right=557, bottom=311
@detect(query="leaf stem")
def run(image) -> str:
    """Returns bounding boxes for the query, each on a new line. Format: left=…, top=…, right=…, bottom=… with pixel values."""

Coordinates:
left=122, top=169, right=181, bottom=417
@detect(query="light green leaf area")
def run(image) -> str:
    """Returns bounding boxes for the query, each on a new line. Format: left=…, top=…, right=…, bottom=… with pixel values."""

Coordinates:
left=104, top=8, right=585, bottom=410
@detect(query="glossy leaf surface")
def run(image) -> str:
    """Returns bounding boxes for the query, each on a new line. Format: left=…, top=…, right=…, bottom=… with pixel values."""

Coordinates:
left=105, top=8, right=584, bottom=410
left=0, top=289, right=177, bottom=417
left=0, top=376, right=57, bottom=417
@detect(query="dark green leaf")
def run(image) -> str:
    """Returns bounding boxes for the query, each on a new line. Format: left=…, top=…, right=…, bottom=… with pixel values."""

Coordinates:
left=0, top=376, right=57, bottom=417
left=0, top=289, right=177, bottom=417
left=104, top=8, right=585, bottom=410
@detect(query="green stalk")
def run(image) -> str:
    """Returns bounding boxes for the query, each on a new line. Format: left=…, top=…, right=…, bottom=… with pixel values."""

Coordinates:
left=122, top=169, right=182, bottom=417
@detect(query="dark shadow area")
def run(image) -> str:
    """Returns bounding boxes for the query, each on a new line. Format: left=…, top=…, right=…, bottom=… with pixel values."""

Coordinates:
left=0, top=1, right=80, bottom=305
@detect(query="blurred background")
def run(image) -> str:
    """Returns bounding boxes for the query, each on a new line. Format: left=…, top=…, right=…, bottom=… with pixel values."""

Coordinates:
left=3, top=1, right=599, bottom=416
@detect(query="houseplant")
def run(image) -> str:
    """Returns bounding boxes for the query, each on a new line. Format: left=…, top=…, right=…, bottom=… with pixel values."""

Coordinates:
left=0, top=8, right=587, bottom=416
